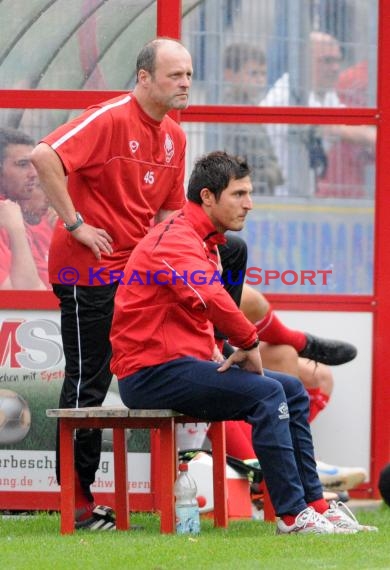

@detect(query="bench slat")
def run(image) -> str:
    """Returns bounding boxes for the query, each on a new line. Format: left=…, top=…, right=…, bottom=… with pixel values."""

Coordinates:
left=46, top=406, right=183, bottom=419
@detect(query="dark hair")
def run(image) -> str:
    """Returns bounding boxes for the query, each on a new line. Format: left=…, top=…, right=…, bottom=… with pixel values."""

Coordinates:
left=0, top=127, right=35, bottom=164
left=187, top=151, right=250, bottom=204
left=136, top=37, right=185, bottom=81
left=224, top=43, right=266, bottom=73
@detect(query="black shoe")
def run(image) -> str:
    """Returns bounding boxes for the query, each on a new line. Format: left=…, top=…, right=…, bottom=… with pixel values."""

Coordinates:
left=75, top=505, right=116, bottom=530
left=298, top=333, right=357, bottom=366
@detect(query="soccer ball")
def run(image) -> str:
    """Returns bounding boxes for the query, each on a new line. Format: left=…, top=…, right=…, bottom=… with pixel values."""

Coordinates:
left=0, top=389, right=31, bottom=444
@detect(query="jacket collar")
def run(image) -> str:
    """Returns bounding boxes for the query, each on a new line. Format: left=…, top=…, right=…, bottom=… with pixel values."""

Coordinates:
left=183, top=201, right=227, bottom=248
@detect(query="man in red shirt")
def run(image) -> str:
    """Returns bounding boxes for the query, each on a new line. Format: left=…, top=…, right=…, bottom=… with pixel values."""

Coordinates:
left=0, top=128, right=46, bottom=290
left=31, top=38, right=193, bottom=529
left=0, top=199, right=46, bottom=290
left=20, top=183, right=54, bottom=289
left=111, top=151, right=374, bottom=534
left=0, top=127, right=37, bottom=202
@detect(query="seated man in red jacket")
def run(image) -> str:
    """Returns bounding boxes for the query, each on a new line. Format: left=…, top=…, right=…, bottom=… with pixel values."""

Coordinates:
left=110, top=150, right=375, bottom=534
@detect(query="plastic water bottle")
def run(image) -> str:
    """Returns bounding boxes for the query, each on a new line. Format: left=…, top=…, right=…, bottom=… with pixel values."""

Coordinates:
left=174, top=462, right=200, bottom=535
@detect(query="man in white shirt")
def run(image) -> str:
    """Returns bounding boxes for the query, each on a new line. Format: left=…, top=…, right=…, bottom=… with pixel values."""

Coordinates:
left=262, top=32, right=374, bottom=197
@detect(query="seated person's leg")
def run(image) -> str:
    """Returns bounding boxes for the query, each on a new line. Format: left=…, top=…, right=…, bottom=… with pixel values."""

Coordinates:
left=263, top=368, right=322, bottom=503
left=240, top=284, right=357, bottom=366
left=220, top=419, right=254, bottom=459
left=119, top=357, right=320, bottom=519
left=298, top=359, right=333, bottom=422
left=260, top=342, right=299, bottom=376
left=218, top=235, right=247, bottom=307
left=215, top=235, right=248, bottom=349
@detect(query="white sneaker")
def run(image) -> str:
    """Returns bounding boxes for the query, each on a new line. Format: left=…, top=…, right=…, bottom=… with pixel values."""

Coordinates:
left=316, top=460, right=367, bottom=491
left=323, top=500, right=378, bottom=532
left=277, top=507, right=337, bottom=535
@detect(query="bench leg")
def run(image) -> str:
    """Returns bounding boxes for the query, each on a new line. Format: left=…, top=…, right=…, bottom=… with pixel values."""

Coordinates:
left=158, top=420, right=176, bottom=533
left=211, top=422, right=228, bottom=528
left=150, top=429, right=160, bottom=511
left=113, top=427, right=129, bottom=530
left=59, top=419, right=76, bottom=534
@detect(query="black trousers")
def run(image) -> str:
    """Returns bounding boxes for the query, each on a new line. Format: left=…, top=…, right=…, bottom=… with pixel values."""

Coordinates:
left=215, top=234, right=247, bottom=341
left=53, top=282, right=118, bottom=501
left=53, top=235, right=248, bottom=500
left=219, top=234, right=247, bottom=307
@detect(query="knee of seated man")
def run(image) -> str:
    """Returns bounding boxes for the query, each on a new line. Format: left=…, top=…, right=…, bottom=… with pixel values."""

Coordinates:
left=247, top=377, right=291, bottom=423
left=254, top=372, right=288, bottom=402
left=286, top=374, right=309, bottom=403
left=265, top=369, right=308, bottom=401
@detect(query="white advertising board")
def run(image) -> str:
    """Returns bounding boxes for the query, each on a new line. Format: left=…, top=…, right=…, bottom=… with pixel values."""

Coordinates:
left=0, top=308, right=372, bottom=498
left=0, top=310, right=150, bottom=496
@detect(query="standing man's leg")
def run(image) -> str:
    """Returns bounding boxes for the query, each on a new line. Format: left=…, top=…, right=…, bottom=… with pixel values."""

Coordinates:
left=53, top=283, right=118, bottom=511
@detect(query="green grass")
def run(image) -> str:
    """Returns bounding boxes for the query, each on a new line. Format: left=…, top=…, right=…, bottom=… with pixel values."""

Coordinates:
left=1, top=506, right=390, bottom=570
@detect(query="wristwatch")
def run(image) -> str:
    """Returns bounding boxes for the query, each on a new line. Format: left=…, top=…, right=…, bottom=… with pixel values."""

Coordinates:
left=242, top=338, right=260, bottom=351
left=64, top=212, right=84, bottom=232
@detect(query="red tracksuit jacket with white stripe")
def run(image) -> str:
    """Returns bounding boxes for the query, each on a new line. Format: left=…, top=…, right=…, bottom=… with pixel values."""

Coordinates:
left=110, top=201, right=257, bottom=379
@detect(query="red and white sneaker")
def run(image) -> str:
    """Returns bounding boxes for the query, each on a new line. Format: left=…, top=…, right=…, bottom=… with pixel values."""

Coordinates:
left=323, top=500, right=378, bottom=532
left=277, top=507, right=340, bottom=535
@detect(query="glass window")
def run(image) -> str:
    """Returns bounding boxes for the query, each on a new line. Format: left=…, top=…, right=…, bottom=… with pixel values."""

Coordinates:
left=0, top=109, right=87, bottom=292
left=182, top=0, right=378, bottom=107
left=184, top=121, right=376, bottom=200
left=241, top=197, right=374, bottom=295
left=0, top=108, right=82, bottom=145
left=183, top=120, right=374, bottom=295
left=0, top=0, right=156, bottom=91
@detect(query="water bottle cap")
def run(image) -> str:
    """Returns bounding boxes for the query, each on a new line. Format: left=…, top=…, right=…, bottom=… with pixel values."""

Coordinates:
left=178, top=463, right=188, bottom=472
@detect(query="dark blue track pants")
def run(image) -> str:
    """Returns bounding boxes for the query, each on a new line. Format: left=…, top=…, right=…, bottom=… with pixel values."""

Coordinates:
left=118, top=357, right=324, bottom=516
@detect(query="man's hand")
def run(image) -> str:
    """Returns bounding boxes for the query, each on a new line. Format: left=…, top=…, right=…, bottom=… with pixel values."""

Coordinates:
left=71, top=223, right=113, bottom=260
left=211, top=344, right=224, bottom=364
left=31, top=143, right=113, bottom=260
left=0, top=200, right=25, bottom=231
left=217, top=346, right=263, bottom=375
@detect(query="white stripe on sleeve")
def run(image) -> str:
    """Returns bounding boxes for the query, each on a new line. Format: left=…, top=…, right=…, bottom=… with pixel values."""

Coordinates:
left=51, top=95, right=131, bottom=150
left=162, top=259, right=207, bottom=309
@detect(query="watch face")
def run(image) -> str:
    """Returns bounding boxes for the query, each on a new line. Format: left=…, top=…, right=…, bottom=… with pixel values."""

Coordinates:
left=64, top=213, right=83, bottom=231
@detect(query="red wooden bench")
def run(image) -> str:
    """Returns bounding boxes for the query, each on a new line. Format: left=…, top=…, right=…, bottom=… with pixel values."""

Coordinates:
left=46, top=406, right=229, bottom=534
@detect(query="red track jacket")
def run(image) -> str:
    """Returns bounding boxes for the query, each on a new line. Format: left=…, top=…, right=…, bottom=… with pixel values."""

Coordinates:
left=110, top=201, right=257, bottom=379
